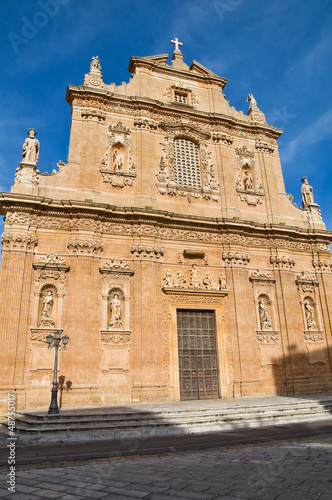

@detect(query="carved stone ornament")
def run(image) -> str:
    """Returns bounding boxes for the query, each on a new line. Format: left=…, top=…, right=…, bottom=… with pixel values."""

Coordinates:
left=36, top=253, right=67, bottom=266
left=1, top=233, right=38, bottom=250
left=270, top=255, right=295, bottom=269
left=255, top=140, right=274, bottom=154
left=131, top=244, right=164, bottom=260
left=134, top=118, right=158, bottom=130
left=250, top=268, right=273, bottom=281
left=15, top=163, right=39, bottom=186
left=235, top=145, right=264, bottom=206
left=156, top=122, right=220, bottom=203
left=256, top=332, right=279, bottom=344
left=247, top=94, right=266, bottom=123
left=222, top=251, right=250, bottom=266
left=304, top=331, right=324, bottom=342
left=100, top=121, right=136, bottom=187
left=312, top=259, right=332, bottom=272
left=101, top=331, right=131, bottom=344
left=162, top=266, right=228, bottom=292
left=83, top=55, right=104, bottom=88
left=163, top=83, right=199, bottom=108
left=212, top=133, right=233, bottom=145
left=81, top=109, right=106, bottom=122
left=67, top=238, right=104, bottom=255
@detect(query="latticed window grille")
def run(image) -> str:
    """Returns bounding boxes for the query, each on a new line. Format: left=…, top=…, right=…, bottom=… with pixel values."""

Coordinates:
left=174, top=92, right=188, bottom=104
left=173, top=138, right=201, bottom=189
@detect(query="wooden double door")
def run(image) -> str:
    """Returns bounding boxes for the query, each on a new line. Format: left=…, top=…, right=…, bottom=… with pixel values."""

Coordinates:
left=177, top=309, right=219, bottom=400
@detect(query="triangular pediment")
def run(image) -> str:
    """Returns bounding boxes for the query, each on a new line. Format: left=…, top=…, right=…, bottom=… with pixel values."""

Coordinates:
left=140, top=54, right=169, bottom=65
left=190, top=60, right=224, bottom=79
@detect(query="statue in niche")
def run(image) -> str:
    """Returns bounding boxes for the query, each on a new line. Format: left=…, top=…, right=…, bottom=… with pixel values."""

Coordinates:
left=22, top=128, right=39, bottom=164
left=304, top=300, right=318, bottom=330
left=243, top=170, right=253, bottom=191
left=173, top=270, right=186, bottom=288
left=113, top=150, right=123, bottom=171
left=219, top=273, right=227, bottom=290
left=109, top=294, right=123, bottom=329
left=177, top=252, right=184, bottom=264
left=189, top=264, right=201, bottom=289
left=258, top=299, right=272, bottom=330
left=301, top=177, right=314, bottom=207
left=203, top=272, right=216, bottom=290
left=39, top=290, right=55, bottom=327
left=163, top=269, right=172, bottom=287
left=42, top=290, right=54, bottom=318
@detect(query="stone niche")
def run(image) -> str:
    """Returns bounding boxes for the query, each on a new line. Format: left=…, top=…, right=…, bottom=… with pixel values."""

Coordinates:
left=249, top=268, right=282, bottom=367
left=99, top=258, right=134, bottom=374
left=100, top=121, right=136, bottom=187
left=29, top=254, right=70, bottom=372
left=295, top=271, right=328, bottom=365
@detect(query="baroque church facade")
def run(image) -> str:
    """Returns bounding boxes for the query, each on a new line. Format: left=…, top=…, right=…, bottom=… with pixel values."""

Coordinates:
left=1, top=41, right=332, bottom=415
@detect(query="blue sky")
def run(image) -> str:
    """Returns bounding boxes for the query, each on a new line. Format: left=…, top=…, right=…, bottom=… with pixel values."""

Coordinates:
left=0, top=0, right=331, bottom=231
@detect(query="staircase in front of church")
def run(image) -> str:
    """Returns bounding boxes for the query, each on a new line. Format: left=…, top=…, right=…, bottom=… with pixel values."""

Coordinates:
left=1, top=395, right=332, bottom=445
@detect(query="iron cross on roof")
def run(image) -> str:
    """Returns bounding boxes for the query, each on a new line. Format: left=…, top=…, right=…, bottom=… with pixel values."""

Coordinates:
left=171, top=37, right=183, bottom=50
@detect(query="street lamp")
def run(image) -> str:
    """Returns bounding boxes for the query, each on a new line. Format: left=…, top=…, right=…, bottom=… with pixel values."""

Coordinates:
left=46, top=330, right=69, bottom=415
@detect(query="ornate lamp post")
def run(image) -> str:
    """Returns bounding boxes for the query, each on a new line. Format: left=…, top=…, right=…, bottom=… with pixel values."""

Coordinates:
left=46, top=330, right=69, bottom=414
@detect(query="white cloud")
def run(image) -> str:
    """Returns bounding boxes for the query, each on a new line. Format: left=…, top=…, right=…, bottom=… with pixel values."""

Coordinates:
left=280, top=108, right=332, bottom=163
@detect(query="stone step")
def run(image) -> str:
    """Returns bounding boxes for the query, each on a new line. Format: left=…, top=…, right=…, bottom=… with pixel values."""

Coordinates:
left=1, top=396, right=332, bottom=445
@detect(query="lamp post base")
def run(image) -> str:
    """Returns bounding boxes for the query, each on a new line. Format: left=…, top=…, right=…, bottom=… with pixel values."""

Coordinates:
left=48, top=387, right=59, bottom=414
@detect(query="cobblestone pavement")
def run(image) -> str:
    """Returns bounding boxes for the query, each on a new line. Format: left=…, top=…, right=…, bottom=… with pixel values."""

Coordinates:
left=0, top=435, right=331, bottom=499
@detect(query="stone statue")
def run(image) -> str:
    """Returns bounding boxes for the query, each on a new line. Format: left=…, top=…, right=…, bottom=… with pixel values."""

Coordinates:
left=163, top=269, right=172, bottom=287
left=110, top=294, right=121, bottom=320
left=42, top=290, right=54, bottom=318
left=219, top=273, right=227, bottom=290
left=203, top=272, right=216, bottom=290
left=258, top=299, right=272, bottom=330
left=113, top=150, right=123, bottom=171
left=247, top=93, right=258, bottom=111
left=173, top=270, right=186, bottom=288
left=109, top=294, right=122, bottom=329
left=189, top=264, right=201, bottom=289
left=243, top=170, right=253, bottom=191
left=90, top=55, right=101, bottom=72
left=304, top=300, right=317, bottom=330
left=22, top=129, right=39, bottom=164
left=301, top=177, right=314, bottom=207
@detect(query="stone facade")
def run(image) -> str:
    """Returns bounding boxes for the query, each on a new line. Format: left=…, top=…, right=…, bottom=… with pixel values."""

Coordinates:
left=0, top=43, right=332, bottom=415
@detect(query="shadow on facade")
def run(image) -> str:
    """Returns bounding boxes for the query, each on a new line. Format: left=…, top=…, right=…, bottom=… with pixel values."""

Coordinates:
left=271, top=343, right=332, bottom=416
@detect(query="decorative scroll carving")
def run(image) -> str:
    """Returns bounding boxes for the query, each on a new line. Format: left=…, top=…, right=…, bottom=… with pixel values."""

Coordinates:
left=37, top=253, right=67, bottom=266
left=81, top=109, right=106, bottom=121
left=304, top=331, right=324, bottom=342
left=235, top=145, right=264, bottom=206
left=102, top=257, right=130, bottom=271
left=131, top=244, right=164, bottom=260
left=222, top=251, right=250, bottom=266
left=67, top=239, right=103, bottom=255
left=1, top=233, right=38, bottom=250
left=256, top=332, right=279, bottom=344
left=15, top=163, right=39, bottom=185
left=101, top=331, right=131, bottom=344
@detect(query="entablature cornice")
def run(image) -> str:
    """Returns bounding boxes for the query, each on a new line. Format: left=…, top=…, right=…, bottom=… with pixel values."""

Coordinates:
left=1, top=194, right=332, bottom=251
left=66, top=85, right=282, bottom=141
